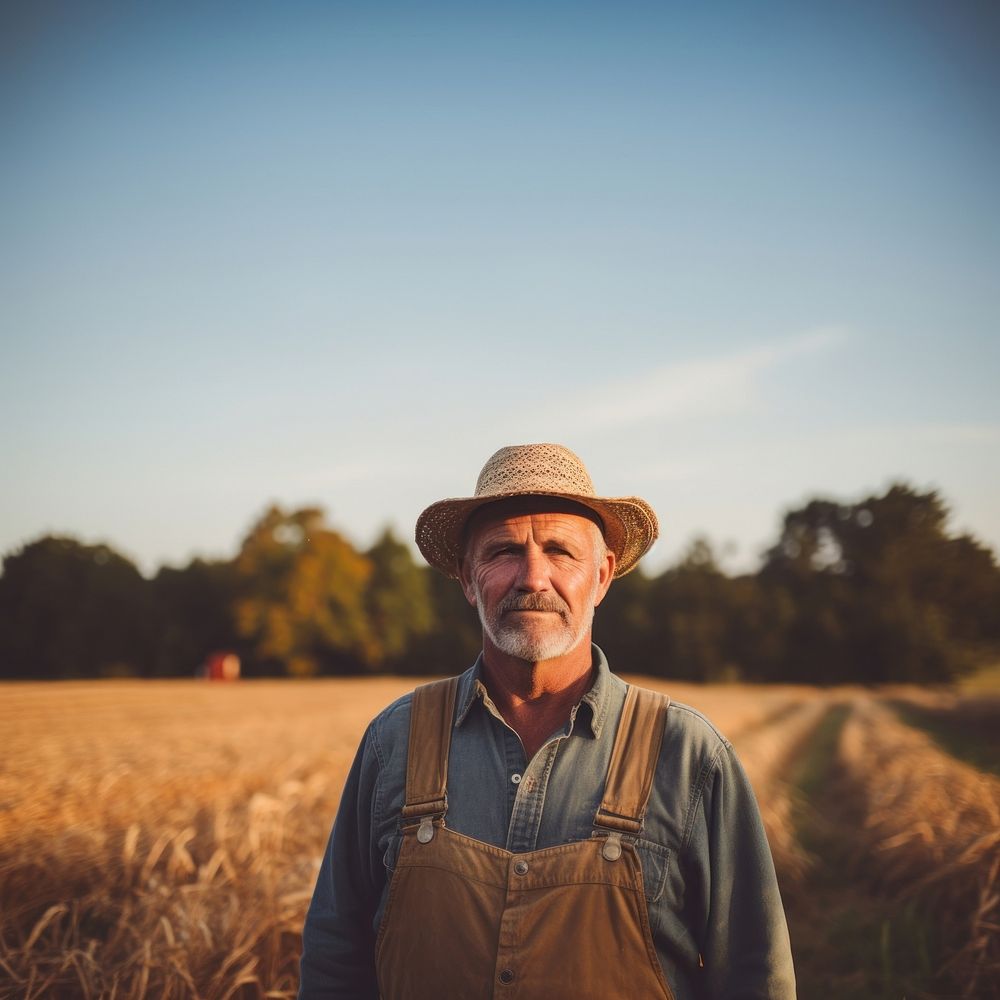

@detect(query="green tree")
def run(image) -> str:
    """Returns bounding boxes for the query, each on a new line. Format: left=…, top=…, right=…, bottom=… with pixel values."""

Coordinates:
left=364, top=528, right=435, bottom=670
left=761, top=484, right=1000, bottom=683
left=232, top=506, right=375, bottom=676
left=647, top=538, right=744, bottom=682
left=151, top=558, right=240, bottom=676
left=599, top=538, right=759, bottom=683
left=0, top=536, right=157, bottom=678
left=593, top=568, right=656, bottom=675
left=406, top=566, right=483, bottom=676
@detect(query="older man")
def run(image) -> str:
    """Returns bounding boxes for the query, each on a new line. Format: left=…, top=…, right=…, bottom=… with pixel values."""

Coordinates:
left=299, top=444, right=796, bottom=999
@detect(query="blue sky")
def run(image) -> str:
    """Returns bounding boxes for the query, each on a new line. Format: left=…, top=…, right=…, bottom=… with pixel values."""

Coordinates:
left=2, top=2, right=998, bottom=575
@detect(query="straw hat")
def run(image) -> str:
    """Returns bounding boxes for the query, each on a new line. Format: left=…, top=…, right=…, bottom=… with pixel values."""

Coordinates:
left=415, top=444, right=659, bottom=579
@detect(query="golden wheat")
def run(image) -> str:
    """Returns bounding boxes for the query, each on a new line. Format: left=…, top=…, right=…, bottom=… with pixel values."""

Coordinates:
left=0, top=679, right=416, bottom=999
left=2, top=678, right=996, bottom=998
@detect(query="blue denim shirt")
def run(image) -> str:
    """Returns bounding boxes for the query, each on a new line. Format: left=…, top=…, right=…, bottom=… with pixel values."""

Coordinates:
left=300, top=646, right=796, bottom=999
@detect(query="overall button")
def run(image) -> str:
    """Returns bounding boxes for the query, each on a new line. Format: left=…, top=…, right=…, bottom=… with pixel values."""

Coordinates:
left=513, top=859, right=529, bottom=876
left=499, top=969, right=515, bottom=985
left=511, top=773, right=522, bottom=784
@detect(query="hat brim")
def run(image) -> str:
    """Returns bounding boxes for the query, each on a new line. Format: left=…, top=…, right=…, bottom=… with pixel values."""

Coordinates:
left=415, top=490, right=659, bottom=579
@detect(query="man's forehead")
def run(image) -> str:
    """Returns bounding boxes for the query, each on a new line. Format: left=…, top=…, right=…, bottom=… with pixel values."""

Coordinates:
left=463, top=497, right=605, bottom=541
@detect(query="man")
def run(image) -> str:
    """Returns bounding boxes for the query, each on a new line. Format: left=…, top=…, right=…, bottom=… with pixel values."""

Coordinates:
left=299, top=443, right=796, bottom=999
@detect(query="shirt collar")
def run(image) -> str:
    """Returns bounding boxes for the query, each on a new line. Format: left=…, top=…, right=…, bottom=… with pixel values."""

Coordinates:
left=454, top=643, right=615, bottom=739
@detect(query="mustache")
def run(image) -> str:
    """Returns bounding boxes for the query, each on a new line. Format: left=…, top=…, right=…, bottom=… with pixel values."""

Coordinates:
left=497, top=592, right=569, bottom=617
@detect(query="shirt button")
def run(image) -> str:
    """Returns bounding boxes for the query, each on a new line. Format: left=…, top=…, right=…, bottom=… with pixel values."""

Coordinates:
left=514, top=859, right=529, bottom=876
left=499, top=969, right=515, bottom=984
left=511, top=773, right=522, bottom=784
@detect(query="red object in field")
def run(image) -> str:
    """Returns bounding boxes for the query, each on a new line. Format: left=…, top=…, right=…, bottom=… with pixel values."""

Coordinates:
left=202, top=651, right=241, bottom=681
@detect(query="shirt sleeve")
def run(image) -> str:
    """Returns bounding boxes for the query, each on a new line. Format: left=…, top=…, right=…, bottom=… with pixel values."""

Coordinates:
left=298, top=722, right=384, bottom=1000
left=688, top=743, right=797, bottom=999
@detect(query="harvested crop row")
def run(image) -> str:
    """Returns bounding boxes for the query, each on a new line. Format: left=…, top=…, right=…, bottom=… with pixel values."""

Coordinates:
left=886, top=688, right=1000, bottom=776
left=835, top=697, right=1000, bottom=996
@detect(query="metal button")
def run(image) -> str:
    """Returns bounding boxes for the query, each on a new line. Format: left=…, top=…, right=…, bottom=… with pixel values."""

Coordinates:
left=602, top=832, right=622, bottom=861
left=513, top=859, right=529, bottom=876
left=511, top=773, right=521, bottom=784
left=499, top=969, right=515, bottom=985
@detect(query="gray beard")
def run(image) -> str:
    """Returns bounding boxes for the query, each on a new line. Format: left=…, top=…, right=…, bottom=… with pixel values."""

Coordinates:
left=475, top=584, right=598, bottom=662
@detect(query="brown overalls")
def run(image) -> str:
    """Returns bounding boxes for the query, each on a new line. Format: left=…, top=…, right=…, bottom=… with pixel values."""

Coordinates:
left=375, top=676, right=676, bottom=1000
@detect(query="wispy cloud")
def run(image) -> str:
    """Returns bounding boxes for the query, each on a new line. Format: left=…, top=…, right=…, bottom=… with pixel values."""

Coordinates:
left=527, top=327, right=848, bottom=434
left=914, top=423, right=1000, bottom=445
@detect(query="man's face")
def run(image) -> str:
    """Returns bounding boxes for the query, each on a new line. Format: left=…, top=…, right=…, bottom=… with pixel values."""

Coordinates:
left=459, top=509, right=615, bottom=663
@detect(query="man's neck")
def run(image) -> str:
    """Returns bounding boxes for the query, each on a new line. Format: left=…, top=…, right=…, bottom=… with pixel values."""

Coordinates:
left=479, top=638, right=595, bottom=761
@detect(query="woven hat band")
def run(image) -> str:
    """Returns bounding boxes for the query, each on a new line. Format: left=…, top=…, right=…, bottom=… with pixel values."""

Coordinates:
left=464, top=496, right=606, bottom=538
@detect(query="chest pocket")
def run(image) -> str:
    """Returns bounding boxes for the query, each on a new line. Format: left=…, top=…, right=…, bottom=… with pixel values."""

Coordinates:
left=636, top=837, right=670, bottom=903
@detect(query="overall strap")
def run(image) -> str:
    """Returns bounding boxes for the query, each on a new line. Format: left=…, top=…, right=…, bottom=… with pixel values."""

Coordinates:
left=595, top=685, right=671, bottom=836
left=401, top=675, right=461, bottom=824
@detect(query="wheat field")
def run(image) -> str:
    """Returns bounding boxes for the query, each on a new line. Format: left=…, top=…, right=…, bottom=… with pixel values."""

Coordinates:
left=1, top=678, right=998, bottom=999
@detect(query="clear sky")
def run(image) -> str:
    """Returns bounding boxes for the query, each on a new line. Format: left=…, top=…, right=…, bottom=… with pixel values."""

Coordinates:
left=2, top=1, right=999, bottom=576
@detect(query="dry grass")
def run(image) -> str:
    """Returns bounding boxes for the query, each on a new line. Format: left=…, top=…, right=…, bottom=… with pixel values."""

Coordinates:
left=2, top=678, right=997, bottom=998
left=0, top=679, right=416, bottom=999
left=835, top=697, right=1000, bottom=996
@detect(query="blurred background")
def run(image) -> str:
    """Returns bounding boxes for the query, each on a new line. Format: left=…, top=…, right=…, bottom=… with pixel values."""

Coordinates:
left=3, top=6, right=1000, bottom=997
left=2, top=1, right=998, bottom=683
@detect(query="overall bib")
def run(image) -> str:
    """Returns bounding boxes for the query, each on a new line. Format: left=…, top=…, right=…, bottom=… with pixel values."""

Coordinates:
left=375, top=677, right=676, bottom=1000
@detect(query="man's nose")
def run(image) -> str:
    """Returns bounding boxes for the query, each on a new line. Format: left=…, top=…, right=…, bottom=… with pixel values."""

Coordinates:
left=515, top=546, right=550, bottom=592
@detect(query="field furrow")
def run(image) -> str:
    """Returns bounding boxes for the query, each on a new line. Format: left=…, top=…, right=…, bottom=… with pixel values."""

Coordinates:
left=729, top=697, right=832, bottom=892
left=783, top=695, right=1000, bottom=999
left=837, top=697, right=1000, bottom=995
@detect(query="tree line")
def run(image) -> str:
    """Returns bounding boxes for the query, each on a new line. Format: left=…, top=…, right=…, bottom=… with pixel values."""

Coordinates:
left=1, top=483, right=998, bottom=684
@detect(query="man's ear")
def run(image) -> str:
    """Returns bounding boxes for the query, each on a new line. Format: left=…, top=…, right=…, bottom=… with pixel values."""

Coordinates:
left=593, top=548, right=616, bottom=608
left=457, top=558, right=478, bottom=607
